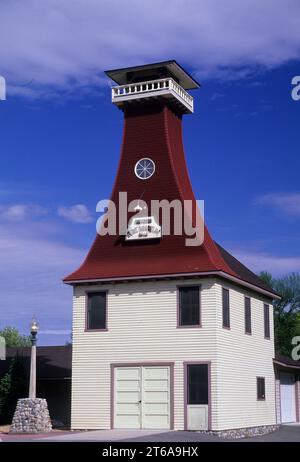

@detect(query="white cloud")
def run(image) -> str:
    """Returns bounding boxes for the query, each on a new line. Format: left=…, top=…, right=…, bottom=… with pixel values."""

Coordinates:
left=229, top=247, right=300, bottom=276
left=0, top=221, right=85, bottom=343
left=256, top=193, right=300, bottom=216
left=0, top=204, right=48, bottom=221
left=39, top=329, right=71, bottom=335
left=1, top=0, right=300, bottom=98
left=57, top=204, right=93, bottom=223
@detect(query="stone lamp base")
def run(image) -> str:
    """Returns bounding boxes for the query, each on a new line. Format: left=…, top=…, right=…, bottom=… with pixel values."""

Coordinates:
left=10, top=398, right=52, bottom=433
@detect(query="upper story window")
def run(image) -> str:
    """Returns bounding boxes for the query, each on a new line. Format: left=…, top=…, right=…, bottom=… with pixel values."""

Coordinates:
left=264, top=304, right=270, bottom=339
left=222, top=288, right=230, bottom=329
left=178, top=286, right=201, bottom=327
left=257, top=377, right=266, bottom=400
left=244, top=296, right=252, bottom=334
left=86, top=291, right=107, bottom=330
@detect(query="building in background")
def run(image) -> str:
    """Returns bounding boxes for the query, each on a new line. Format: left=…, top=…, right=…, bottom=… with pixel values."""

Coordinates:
left=0, top=346, right=71, bottom=427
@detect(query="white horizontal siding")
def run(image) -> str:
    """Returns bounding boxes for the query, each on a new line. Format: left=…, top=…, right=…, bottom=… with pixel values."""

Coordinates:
left=71, top=278, right=276, bottom=430
left=71, top=278, right=217, bottom=430
left=214, top=282, right=276, bottom=430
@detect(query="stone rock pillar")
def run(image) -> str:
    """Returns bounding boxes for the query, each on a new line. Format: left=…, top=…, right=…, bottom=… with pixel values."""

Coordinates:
left=10, top=398, right=52, bottom=433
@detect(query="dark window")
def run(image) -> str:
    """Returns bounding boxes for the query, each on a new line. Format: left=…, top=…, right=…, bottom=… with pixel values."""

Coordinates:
left=179, top=286, right=200, bottom=326
left=222, top=288, right=230, bottom=328
left=264, top=304, right=270, bottom=338
left=245, top=297, right=252, bottom=334
left=257, top=377, right=266, bottom=400
left=87, top=292, right=107, bottom=330
left=187, top=364, right=208, bottom=405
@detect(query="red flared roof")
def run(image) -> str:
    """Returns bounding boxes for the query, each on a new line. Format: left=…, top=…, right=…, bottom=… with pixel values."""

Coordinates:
left=64, top=103, right=277, bottom=298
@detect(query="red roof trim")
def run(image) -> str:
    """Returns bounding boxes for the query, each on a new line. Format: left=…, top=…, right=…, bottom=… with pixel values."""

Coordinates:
left=64, top=269, right=279, bottom=300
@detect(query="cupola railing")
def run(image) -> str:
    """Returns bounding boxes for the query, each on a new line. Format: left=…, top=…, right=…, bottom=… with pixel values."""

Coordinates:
left=111, top=77, right=194, bottom=113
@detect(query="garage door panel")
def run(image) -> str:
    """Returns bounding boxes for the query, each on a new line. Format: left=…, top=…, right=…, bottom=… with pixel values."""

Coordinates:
left=116, top=367, right=140, bottom=380
left=117, top=403, right=140, bottom=414
left=116, top=380, right=140, bottom=391
left=114, top=365, right=171, bottom=429
left=144, top=379, right=169, bottom=391
left=115, top=414, right=140, bottom=428
left=144, top=391, right=169, bottom=402
left=143, top=402, right=169, bottom=414
left=116, top=391, right=140, bottom=402
left=144, top=367, right=169, bottom=380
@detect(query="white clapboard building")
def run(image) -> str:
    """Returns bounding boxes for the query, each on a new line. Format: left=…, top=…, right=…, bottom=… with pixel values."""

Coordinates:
left=64, top=61, right=299, bottom=436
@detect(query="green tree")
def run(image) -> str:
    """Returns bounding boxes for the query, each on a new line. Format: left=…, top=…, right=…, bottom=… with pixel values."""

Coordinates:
left=0, top=326, right=31, bottom=347
left=259, top=271, right=300, bottom=356
left=0, top=356, right=27, bottom=424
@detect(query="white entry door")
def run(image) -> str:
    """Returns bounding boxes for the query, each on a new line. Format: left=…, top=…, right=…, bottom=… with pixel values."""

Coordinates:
left=280, top=372, right=296, bottom=423
left=114, top=365, right=171, bottom=429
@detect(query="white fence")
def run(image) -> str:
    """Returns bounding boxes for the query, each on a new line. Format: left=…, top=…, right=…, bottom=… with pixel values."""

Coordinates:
left=112, top=77, right=193, bottom=113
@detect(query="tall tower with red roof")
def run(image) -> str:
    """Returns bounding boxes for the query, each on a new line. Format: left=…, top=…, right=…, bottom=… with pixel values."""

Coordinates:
left=66, top=61, right=278, bottom=434
left=64, top=61, right=274, bottom=295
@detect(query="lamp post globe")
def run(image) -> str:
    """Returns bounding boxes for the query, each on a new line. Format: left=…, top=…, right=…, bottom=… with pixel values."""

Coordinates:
left=30, top=316, right=39, bottom=346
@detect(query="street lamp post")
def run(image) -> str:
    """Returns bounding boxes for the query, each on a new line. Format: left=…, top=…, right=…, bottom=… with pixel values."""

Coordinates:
left=29, top=317, right=39, bottom=399
left=10, top=316, right=52, bottom=433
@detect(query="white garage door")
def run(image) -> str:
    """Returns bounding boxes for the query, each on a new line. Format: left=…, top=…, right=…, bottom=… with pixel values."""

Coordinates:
left=280, top=372, right=296, bottom=423
left=114, top=365, right=171, bottom=429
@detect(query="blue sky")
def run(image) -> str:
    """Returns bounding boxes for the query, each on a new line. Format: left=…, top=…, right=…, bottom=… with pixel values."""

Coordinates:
left=0, top=0, right=300, bottom=345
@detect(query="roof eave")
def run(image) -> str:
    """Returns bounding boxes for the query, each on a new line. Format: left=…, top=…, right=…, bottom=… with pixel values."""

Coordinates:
left=273, top=359, right=300, bottom=370
left=64, top=270, right=280, bottom=300
left=105, top=60, right=201, bottom=90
